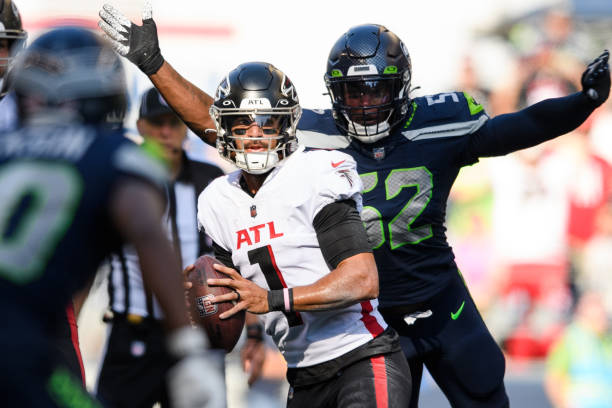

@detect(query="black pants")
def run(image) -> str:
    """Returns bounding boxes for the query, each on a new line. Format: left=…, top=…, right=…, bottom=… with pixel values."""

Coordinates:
left=287, top=329, right=411, bottom=408
left=380, top=272, right=509, bottom=408
left=96, top=316, right=174, bottom=408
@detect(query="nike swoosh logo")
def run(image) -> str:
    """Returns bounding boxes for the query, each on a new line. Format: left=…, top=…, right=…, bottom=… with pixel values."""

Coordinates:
left=451, top=300, right=465, bottom=320
left=331, top=160, right=345, bottom=168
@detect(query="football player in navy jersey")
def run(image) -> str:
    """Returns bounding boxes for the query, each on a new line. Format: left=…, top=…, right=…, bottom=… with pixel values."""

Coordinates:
left=0, top=26, right=224, bottom=408
left=99, top=4, right=610, bottom=406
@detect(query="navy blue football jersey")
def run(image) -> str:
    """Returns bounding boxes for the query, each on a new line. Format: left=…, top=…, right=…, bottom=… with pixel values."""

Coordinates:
left=0, top=123, right=167, bottom=319
left=298, top=92, right=491, bottom=307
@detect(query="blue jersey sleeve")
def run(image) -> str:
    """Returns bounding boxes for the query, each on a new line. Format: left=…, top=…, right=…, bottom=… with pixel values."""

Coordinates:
left=468, top=91, right=597, bottom=158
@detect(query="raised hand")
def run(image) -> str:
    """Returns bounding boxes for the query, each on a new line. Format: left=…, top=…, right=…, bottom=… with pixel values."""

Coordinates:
left=98, top=1, right=164, bottom=75
left=582, top=49, right=610, bottom=106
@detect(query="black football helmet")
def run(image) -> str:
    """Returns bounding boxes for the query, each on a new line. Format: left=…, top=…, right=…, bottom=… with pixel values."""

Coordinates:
left=0, top=0, right=26, bottom=69
left=210, top=61, right=301, bottom=174
left=324, top=24, right=412, bottom=143
left=10, top=26, right=127, bottom=126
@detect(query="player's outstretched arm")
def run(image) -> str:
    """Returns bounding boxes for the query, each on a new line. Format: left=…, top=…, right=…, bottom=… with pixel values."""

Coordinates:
left=474, top=50, right=610, bottom=157
left=109, top=179, right=225, bottom=408
left=98, top=2, right=217, bottom=145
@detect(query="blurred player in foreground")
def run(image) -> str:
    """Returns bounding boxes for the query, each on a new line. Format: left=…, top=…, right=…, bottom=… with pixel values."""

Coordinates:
left=0, top=26, right=223, bottom=407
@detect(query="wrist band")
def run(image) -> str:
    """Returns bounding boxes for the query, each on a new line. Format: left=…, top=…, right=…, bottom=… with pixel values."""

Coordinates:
left=268, top=289, right=284, bottom=312
left=268, top=288, right=294, bottom=312
left=246, top=323, right=263, bottom=341
left=284, top=288, right=294, bottom=312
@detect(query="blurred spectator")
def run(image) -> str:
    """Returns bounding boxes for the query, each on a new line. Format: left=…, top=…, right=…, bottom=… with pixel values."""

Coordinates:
left=545, top=291, right=612, bottom=408
left=577, top=193, right=612, bottom=318
left=487, top=143, right=572, bottom=359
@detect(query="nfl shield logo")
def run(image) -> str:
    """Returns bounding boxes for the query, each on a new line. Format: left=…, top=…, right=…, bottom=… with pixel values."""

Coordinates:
left=373, top=147, right=385, bottom=160
left=196, top=294, right=217, bottom=317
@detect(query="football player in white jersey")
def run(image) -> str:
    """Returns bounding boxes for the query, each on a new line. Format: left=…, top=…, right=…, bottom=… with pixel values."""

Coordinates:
left=194, top=61, right=411, bottom=407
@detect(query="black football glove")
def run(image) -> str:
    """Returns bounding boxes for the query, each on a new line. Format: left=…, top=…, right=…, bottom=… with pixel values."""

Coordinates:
left=581, top=49, right=610, bottom=107
left=98, top=1, right=164, bottom=76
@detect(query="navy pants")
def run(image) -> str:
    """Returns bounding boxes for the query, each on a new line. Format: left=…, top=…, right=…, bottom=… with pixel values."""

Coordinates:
left=380, top=272, right=509, bottom=408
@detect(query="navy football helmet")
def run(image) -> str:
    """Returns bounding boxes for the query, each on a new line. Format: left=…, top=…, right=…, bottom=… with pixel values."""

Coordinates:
left=210, top=62, right=301, bottom=174
left=325, top=24, right=412, bottom=143
left=10, top=26, right=127, bottom=126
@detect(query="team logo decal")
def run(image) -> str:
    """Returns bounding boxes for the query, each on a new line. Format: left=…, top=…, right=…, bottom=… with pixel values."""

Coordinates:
left=337, top=169, right=354, bottom=187
left=196, top=294, right=217, bottom=317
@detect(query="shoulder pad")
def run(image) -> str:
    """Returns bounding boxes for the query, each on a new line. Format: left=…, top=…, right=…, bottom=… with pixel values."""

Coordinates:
left=400, top=91, right=488, bottom=141
left=297, top=108, right=350, bottom=149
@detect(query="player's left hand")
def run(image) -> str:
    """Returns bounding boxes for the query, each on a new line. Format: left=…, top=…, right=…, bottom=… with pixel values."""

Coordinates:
left=241, top=337, right=266, bottom=386
left=581, top=49, right=610, bottom=106
left=207, top=264, right=269, bottom=316
left=98, top=1, right=164, bottom=75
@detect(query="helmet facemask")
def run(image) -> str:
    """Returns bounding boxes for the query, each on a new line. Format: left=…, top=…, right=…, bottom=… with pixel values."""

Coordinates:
left=326, top=74, right=409, bottom=143
left=211, top=106, right=301, bottom=174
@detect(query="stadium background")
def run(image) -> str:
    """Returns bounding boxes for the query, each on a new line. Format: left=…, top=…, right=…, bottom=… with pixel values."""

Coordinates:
left=17, top=0, right=612, bottom=406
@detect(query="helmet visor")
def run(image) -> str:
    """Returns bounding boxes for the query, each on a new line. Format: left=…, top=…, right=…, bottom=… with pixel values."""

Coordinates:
left=224, top=113, right=288, bottom=136
left=329, top=77, right=400, bottom=126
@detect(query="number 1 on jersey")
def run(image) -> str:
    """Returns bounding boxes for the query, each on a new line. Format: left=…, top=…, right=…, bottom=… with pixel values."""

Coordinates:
left=248, top=245, right=303, bottom=327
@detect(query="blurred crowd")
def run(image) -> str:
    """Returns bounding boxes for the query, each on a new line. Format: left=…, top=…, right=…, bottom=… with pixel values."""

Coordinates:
left=75, top=5, right=612, bottom=408
left=445, top=6, right=612, bottom=407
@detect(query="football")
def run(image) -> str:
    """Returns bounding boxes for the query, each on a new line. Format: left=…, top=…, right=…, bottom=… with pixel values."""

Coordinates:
left=186, top=255, right=245, bottom=353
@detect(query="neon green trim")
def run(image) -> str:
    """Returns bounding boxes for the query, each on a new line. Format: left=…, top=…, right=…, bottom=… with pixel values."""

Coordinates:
left=331, top=69, right=343, bottom=78
left=140, top=139, right=168, bottom=167
left=403, top=101, right=418, bottom=128
left=47, top=367, right=102, bottom=408
left=463, top=92, right=483, bottom=115
left=451, top=300, right=465, bottom=320
left=385, top=167, right=434, bottom=249
left=360, top=172, right=378, bottom=193
left=383, top=66, right=398, bottom=74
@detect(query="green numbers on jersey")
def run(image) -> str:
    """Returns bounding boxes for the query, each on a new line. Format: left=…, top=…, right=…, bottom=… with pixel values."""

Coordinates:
left=360, top=167, right=433, bottom=250
left=0, top=162, right=83, bottom=284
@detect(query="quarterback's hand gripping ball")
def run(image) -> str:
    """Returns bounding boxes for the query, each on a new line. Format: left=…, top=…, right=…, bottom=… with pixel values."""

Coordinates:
left=98, top=1, right=164, bottom=75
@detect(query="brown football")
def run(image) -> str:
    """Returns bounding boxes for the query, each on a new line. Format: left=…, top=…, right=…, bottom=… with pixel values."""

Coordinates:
left=186, top=255, right=245, bottom=353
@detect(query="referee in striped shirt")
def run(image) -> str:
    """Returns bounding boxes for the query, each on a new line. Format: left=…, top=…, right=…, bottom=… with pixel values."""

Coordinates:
left=95, top=88, right=259, bottom=407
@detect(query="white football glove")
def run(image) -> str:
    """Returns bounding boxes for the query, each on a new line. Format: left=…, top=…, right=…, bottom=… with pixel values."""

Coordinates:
left=167, top=326, right=226, bottom=408
left=98, top=1, right=164, bottom=75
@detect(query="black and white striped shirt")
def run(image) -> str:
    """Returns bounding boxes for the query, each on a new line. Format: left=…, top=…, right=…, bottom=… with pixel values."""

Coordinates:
left=107, top=153, right=223, bottom=320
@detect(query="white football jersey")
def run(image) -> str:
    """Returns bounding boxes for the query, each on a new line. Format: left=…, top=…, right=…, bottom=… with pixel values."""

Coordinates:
left=198, top=145, right=387, bottom=367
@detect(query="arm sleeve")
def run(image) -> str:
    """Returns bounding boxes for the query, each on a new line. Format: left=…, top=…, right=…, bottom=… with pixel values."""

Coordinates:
left=212, top=241, right=236, bottom=270
left=312, top=199, right=372, bottom=269
left=471, top=92, right=596, bottom=157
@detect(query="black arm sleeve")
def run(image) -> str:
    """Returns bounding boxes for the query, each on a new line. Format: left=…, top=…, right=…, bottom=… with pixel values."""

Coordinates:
left=212, top=241, right=236, bottom=270
left=472, top=91, right=596, bottom=157
left=312, top=199, right=372, bottom=269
